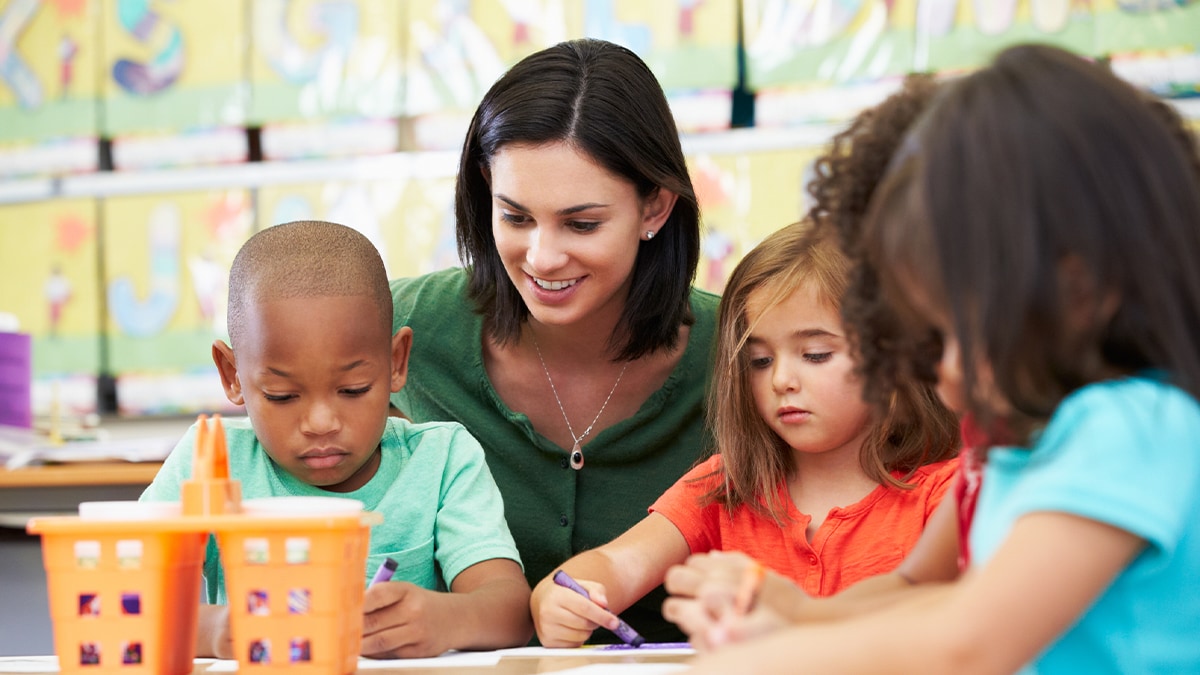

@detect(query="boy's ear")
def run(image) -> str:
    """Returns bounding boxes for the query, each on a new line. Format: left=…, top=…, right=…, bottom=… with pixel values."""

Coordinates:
left=212, top=340, right=244, bottom=406
left=390, top=327, right=414, bottom=393
left=640, top=187, right=678, bottom=239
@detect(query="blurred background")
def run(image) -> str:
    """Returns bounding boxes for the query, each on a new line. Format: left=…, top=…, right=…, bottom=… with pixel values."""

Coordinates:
left=1, top=0, right=1197, bottom=421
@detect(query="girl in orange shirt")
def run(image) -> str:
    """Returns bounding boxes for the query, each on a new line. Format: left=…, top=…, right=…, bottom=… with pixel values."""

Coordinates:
left=529, top=217, right=960, bottom=646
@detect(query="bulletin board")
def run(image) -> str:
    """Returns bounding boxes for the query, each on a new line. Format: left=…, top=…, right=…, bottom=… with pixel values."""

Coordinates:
left=688, top=144, right=824, bottom=294
left=248, top=0, right=403, bottom=124
left=100, top=190, right=252, bottom=414
left=0, top=198, right=101, bottom=414
left=255, top=174, right=460, bottom=281
left=100, top=0, right=247, bottom=136
left=0, top=0, right=100, bottom=144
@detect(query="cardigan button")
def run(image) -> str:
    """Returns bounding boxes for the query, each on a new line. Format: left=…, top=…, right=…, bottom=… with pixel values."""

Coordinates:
left=560, top=457, right=569, bottom=469
left=559, top=515, right=569, bottom=527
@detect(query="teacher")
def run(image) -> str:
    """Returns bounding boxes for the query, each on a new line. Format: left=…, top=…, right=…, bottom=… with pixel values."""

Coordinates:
left=389, top=38, right=718, bottom=642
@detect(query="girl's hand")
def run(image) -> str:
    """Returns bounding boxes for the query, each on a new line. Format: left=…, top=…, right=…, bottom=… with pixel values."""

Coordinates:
left=361, top=581, right=454, bottom=658
left=530, top=574, right=622, bottom=647
left=664, top=551, right=763, bottom=617
left=663, top=594, right=789, bottom=651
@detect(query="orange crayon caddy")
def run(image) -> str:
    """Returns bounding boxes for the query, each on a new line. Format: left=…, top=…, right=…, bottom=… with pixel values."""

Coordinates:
left=27, top=415, right=380, bottom=674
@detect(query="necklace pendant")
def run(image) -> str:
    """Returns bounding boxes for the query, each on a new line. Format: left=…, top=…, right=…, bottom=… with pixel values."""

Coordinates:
left=570, top=443, right=584, bottom=470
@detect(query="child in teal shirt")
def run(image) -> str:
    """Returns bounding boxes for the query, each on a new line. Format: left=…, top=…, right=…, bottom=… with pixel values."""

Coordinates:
left=141, top=220, right=532, bottom=658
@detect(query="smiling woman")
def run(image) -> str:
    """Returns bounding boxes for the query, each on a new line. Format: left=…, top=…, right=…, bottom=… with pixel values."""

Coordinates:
left=388, top=38, right=719, bottom=643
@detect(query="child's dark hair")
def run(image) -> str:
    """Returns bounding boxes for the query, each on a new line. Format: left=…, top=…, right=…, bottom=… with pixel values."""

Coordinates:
left=807, top=73, right=944, bottom=409
left=859, top=44, right=1200, bottom=442
left=705, top=221, right=959, bottom=521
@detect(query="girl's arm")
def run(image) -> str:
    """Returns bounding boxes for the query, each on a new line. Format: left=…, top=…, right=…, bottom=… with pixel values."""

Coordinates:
left=663, top=493, right=962, bottom=647
left=360, top=558, right=531, bottom=658
left=679, top=511, right=1144, bottom=675
left=531, top=513, right=691, bottom=647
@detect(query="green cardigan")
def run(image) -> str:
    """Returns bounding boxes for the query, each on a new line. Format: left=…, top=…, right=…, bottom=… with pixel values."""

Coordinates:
left=391, top=268, right=718, bottom=643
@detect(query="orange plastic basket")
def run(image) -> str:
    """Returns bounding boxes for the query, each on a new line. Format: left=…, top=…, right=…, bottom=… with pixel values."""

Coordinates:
left=27, top=415, right=378, bottom=675
left=27, top=516, right=208, bottom=674
left=214, top=513, right=370, bottom=674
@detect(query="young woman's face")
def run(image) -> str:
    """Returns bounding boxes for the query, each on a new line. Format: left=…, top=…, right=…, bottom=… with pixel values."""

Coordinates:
left=488, top=141, right=665, bottom=331
left=745, top=282, right=873, bottom=459
left=219, top=294, right=405, bottom=492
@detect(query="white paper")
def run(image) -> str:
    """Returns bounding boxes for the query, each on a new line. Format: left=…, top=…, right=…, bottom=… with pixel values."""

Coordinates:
left=498, top=643, right=697, bottom=657
left=0, top=656, right=58, bottom=673
left=201, top=650, right=502, bottom=671
left=541, top=664, right=692, bottom=675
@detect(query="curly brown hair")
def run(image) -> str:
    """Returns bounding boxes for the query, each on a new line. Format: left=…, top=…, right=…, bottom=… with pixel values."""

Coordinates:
left=805, top=74, right=948, bottom=410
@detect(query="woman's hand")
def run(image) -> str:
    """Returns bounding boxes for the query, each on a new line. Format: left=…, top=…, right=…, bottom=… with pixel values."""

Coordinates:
left=531, top=575, right=622, bottom=647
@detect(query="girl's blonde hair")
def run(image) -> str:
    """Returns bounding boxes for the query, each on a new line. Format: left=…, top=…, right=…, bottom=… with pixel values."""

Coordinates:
left=704, top=220, right=959, bottom=521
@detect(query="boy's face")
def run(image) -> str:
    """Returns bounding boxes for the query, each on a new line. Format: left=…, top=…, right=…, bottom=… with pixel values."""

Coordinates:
left=213, top=293, right=410, bottom=493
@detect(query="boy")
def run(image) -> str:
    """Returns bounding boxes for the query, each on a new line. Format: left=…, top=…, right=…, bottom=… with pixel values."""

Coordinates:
left=141, top=221, right=532, bottom=658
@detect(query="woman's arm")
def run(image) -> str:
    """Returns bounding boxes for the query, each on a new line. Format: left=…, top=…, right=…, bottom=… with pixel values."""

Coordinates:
left=531, top=513, right=691, bottom=647
left=360, top=558, right=532, bottom=658
left=682, top=512, right=1145, bottom=674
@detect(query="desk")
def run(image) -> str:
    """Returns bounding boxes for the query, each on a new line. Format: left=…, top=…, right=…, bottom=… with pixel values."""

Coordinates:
left=0, top=653, right=694, bottom=674
left=0, top=416, right=190, bottom=528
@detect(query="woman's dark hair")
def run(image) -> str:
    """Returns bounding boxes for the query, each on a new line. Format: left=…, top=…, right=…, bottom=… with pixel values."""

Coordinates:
left=859, top=43, right=1200, bottom=442
left=456, top=38, right=701, bottom=361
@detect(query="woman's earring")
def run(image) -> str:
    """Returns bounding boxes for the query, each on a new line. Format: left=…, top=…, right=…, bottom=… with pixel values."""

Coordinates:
left=644, top=230, right=656, bottom=240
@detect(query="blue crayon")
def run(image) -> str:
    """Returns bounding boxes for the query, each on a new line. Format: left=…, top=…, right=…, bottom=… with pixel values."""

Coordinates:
left=553, top=569, right=645, bottom=647
left=370, top=557, right=398, bottom=586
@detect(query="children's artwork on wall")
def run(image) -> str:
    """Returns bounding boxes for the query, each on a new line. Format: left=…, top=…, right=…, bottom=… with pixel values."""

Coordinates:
left=578, top=0, right=737, bottom=92
left=686, top=145, right=822, bottom=293
left=101, top=0, right=247, bottom=166
left=0, top=0, right=100, bottom=177
left=102, top=190, right=252, bottom=415
left=249, top=0, right=403, bottom=127
left=256, top=171, right=460, bottom=281
left=404, top=0, right=560, bottom=149
left=0, top=198, right=100, bottom=415
left=744, top=0, right=920, bottom=91
left=914, top=0, right=1094, bottom=72
left=1094, top=0, right=1200, bottom=55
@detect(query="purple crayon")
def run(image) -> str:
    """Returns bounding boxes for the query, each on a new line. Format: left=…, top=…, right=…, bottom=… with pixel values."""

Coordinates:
left=370, top=557, right=398, bottom=586
left=553, top=570, right=645, bottom=647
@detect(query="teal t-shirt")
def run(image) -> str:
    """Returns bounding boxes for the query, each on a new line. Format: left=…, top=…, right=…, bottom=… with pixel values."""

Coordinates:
left=972, top=376, right=1200, bottom=674
left=141, top=416, right=520, bottom=604
left=390, top=267, right=718, bottom=642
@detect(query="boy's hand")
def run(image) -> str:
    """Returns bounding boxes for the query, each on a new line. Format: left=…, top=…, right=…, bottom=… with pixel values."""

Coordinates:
left=361, top=581, right=454, bottom=658
left=530, top=575, right=621, bottom=647
left=196, top=604, right=234, bottom=659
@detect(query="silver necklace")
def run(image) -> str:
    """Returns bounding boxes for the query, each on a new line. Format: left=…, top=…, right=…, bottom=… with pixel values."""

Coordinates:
left=531, top=331, right=628, bottom=470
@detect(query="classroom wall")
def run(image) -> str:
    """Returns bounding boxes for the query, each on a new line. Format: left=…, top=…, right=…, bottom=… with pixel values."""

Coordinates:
left=1, top=0, right=1197, bottom=419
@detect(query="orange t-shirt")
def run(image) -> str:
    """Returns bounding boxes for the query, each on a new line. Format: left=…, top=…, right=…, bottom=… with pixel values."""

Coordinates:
left=649, top=454, right=959, bottom=596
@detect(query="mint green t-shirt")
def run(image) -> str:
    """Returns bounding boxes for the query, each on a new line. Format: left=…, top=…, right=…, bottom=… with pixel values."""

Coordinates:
left=390, top=267, right=719, bottom=642
left=141, top=416, right=520, bottom=604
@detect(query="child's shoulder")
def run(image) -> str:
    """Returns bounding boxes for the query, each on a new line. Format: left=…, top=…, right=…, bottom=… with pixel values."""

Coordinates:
left=1053, top=375, right=1200, bottom=437
left=902, top=456, right=960, bottom=487
left=381, top=416, right=482, bottom=461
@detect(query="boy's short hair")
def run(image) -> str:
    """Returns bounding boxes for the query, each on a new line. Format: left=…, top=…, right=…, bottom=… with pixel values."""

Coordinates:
left=227, top=220, right=393, bottom=348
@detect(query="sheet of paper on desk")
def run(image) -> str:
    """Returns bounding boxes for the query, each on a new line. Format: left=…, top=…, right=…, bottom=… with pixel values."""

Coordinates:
left=498, top=643, right=697, bottom=657
left=0, top=425, right=176, bottom=470
left=202, top=650, right=502, bottom=671
left=541, top=665, right=691, bottom=675
left=0, top=656, right=58, bottom=673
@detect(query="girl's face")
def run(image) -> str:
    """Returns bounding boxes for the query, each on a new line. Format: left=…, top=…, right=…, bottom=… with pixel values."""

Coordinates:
left=745, top=282, right=873, bottom=460
left=488, top=141, right=672, bottom=331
